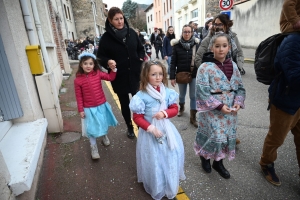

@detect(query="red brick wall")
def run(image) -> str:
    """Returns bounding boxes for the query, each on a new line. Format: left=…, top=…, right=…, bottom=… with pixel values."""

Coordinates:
left=47, top=0, right=65, bottom=70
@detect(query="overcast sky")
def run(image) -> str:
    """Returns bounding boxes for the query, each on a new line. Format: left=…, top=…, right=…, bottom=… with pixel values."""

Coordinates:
left=104, top=0, right=152, bottom=10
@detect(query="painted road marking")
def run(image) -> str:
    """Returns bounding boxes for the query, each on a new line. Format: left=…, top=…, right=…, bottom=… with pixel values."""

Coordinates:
left=105, top=81, right=190, bottom=200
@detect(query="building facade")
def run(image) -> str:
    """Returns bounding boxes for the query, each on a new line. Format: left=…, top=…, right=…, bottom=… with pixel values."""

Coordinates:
left=145, top=3, right=155, bottom=35
left=54, top=0, right=78, bottom=41
left=153, top=0, right=163, bottom=30
left=174, top=0, right=206, bottom=38
left=0, top=0, right=73, bottom=198
left=162, top=0, right=174, bottom=32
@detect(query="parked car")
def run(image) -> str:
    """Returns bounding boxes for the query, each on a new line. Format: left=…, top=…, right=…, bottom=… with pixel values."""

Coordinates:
left=140, top=31, right=149, bottom=41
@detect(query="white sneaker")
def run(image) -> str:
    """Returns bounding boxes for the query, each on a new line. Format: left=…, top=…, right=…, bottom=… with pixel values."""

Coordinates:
left=90, top=144, right=100, bottom=159
left=102, top=135, right=110, bottom=146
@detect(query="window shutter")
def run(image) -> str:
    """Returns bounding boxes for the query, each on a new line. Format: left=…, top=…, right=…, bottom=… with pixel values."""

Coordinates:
left=0, top=35, right=23, bottom=121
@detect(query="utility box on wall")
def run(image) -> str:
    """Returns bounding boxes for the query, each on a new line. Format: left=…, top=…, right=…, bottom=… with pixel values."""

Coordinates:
left=25, top=45, right=44, bottom=74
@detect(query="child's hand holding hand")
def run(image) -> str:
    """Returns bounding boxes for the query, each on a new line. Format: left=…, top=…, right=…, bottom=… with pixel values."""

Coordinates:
left=153, top=111, right=165, bottom=120
left=221, top=105, right=231, bottom=114
left=231, top=104, right=240, bottom=113
left=80, top=112, right=85, bottom=118
left=108, top=60, right=116, bottom=70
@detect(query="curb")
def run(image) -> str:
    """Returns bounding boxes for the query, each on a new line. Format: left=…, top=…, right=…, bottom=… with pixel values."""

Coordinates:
left=244, top=58, right=254, bottom=64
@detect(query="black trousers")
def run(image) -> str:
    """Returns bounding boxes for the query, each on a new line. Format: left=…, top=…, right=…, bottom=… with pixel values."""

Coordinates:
left=155, top=46, right=163, bottom=59
left=116, top=92, right=137, bottom=129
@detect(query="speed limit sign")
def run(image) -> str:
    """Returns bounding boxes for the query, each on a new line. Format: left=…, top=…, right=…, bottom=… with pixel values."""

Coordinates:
left=219, top=0, right=234, bottom=10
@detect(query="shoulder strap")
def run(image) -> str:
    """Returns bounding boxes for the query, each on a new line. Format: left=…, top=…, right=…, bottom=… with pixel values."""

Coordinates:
left=190, top=45, right=196, bottom=71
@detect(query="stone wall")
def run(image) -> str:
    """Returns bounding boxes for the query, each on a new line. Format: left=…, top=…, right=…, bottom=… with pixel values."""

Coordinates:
left=206, top=0, right=222, bottom=18
left=71, top=0, right=106, bottom=39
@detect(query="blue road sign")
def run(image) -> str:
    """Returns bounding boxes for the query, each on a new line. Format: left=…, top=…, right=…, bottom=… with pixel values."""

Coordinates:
left=221, top=10, right=231, bottom=19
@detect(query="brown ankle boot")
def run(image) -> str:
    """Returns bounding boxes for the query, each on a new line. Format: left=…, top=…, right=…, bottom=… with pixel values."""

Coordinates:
left=190, top=109, right=198, bottom=128
left=236, top=138, right=241, bottom=145
left=178, top=103, right=185, bottom=116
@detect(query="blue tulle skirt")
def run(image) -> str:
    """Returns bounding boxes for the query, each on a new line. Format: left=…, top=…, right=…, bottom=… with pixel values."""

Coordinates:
left=84, top=102, right=118, bottom=138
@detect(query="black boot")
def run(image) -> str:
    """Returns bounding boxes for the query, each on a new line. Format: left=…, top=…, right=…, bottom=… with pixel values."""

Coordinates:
left=200, top=156, right=211, bottom=173
left=212, top=159, right=230, bottom=179
left=127, top=123, right=135, bottom=139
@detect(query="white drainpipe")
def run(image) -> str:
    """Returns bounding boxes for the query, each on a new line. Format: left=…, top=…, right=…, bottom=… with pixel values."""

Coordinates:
left=30, top=0, right=51, bottom=73
left=20, top=0, right=37, bottom=45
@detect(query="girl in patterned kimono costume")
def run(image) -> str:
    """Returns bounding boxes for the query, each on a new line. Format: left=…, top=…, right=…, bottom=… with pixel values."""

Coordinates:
left=129, top=61, right=185, bottom=200
left=194, top=33, right=246, bottom=179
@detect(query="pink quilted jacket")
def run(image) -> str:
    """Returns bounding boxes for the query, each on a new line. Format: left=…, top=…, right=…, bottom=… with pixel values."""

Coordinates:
left=74, top=70, right=116, bottom=112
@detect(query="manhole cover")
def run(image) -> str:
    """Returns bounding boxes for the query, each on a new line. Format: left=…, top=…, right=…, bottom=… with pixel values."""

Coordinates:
left=56, top=132, right=81, bottom=144
left=66, top=101, right=78, bottom=108
left=62, top=110, right=77, bottom=117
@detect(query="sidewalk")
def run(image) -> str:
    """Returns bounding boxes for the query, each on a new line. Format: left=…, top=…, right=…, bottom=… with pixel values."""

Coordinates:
left=36, top=64, right=154, bottom=200
left=242, top=47, right=256, bottom=63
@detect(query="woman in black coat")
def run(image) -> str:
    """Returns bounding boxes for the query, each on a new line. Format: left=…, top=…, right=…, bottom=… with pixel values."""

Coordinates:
left=170, top=24, right=200, bottom=127
left=154, top=29, right=164, bottom=59
left=97, top=7, right=145, bottom=139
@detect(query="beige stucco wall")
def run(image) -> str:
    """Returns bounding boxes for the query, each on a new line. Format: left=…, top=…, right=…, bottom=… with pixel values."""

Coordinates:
left=0, top=0, right=44, bottom=123
left=232, top=0, right=282, bottom=48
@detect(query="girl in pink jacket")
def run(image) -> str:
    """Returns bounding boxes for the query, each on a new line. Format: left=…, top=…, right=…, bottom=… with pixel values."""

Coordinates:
left=74, top=52, right=118, bottom=159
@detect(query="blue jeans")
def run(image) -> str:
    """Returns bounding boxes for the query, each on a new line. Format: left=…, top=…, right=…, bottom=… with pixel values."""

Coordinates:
left=177, top=78, right=196, bottom=110
left=166, top=56, right=171, bottom=75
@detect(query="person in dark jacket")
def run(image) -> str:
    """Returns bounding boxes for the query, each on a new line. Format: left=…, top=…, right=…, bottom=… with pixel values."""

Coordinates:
left=259, top=0, right=300, bottom=186
left=154, top=29, right=164, bottom=59
left=150, top=27, right=158, bottom=45
left=97, top=7, right=145, bottom=139
left=202, top=19, right=213, bottom=39
left=136, top=29, right=145, bottom=45
left=170, top=24, right=200, bottom=127
left=163, top=26, right=175, bottom=75
left=82, top=37, right=94, bottom=49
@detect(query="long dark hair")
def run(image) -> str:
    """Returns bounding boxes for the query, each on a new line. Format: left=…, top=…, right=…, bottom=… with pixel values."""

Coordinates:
left=210, top=14, right=233, bottom=35
left=76, top=56, right=101, bottom=75
left=166, top=26, right=175, bottom=39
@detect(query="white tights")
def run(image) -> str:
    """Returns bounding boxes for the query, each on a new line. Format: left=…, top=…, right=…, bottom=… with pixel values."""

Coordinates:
left=89, top=137, right=96, bottom=145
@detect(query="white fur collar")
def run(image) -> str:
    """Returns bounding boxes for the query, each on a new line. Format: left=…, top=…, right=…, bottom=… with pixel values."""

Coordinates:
left=170, top=37, right=200, bottom=46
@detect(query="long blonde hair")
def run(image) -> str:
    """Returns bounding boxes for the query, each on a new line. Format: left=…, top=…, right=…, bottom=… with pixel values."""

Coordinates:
left=139, top=60, right=168, bottom=91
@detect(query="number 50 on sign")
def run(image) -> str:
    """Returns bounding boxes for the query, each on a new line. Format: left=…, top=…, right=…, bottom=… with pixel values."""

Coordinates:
left=219, top=0, right=234, bottom=10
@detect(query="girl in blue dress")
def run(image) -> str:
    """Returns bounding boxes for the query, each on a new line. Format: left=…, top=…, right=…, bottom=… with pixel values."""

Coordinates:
left=194, top=33, right=246, bottom=179
left=129, top=61, right=185, bottom=200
